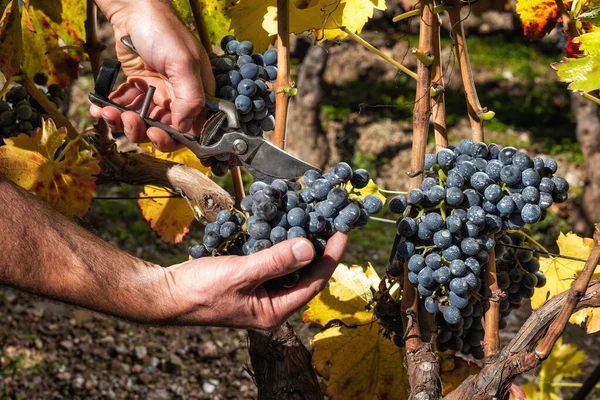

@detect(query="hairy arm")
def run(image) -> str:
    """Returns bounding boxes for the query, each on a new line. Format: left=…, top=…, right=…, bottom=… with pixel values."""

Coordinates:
left=0, top=177, right=171, bottom=323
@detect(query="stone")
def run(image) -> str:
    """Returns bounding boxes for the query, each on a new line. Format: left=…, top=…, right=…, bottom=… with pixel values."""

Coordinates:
left=202, top=379, right=219, bottom=394
left=139, top=373, right=153, bottom=384
left=134, top=345, right=148, bottom=360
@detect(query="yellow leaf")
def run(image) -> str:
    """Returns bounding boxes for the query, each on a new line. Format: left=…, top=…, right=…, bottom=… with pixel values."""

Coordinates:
left=521, top=338, right=585, bottom=400
left=570, top=308, right=600, bottom=333
left=0, top=119, right=100, bottom=218
left=22, top=0, right=85, bottom=86
left=530, top=232, right=595, bottom=309
left=0, top=1, right=23, bottom=80
left=515, top=0, right=560, bottom=39
left=552, top=32, right=600, bottom=92
left=345, top=179, right=386, bottom=204
left=263, top=0, right=386, bottom=43
left=228, top=0, right=385, bottom=53
left=312, top=323, right=409, bottom=400
left=173, top=0, right=234, bottom=46
left=137, top=144, right=211, bottom=243
left=303, top=263, right=379, bottom=325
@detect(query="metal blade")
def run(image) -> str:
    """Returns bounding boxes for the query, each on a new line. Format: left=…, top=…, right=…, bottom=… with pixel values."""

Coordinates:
left=237, top=139, right=318, bottom=181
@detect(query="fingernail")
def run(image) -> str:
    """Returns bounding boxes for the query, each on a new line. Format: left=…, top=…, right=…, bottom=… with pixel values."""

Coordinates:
left=292, top=240, right=314, bottom=263
left=123, top=120, right=131, bottom=133
left=179, top=118, right=194, bottom=133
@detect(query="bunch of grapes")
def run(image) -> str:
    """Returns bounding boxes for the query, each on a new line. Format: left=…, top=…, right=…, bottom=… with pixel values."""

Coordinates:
left=0, top=72, right=64, bottom=146
left=203, top=36, right=278, bottom=176
left=188, top=163, right=381, bottom=287
left=378, top=139, right=568, bottom=358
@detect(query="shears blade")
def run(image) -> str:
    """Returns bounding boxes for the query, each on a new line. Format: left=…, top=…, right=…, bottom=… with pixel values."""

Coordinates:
left=236, top=137, right=317, bottom=182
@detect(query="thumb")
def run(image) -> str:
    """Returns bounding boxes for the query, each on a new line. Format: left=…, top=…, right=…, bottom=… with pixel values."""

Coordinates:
left=166, top=51, right=208, bottom=133
left=244, top=239, right=316, bottom=286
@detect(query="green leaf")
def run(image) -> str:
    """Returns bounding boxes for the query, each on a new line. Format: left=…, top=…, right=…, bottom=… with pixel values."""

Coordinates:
left=552, top=32, right=600, bottom=92
left=578, top=6, right=600, bottom=24
left=172, top=0, right=234, bottom=47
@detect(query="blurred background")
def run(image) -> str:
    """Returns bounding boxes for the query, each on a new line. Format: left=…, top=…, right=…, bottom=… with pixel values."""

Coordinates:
left=1, top=1, right=599, bottom=398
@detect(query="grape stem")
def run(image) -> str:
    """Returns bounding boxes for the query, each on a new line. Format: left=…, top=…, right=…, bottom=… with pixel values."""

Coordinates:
left=582, top=92, right=600, bottom=106
left=506, top=229, right=550, bottom=254
left=339, top=26, right=418, bottom=81
left=379, top=188, right=408, bottom=195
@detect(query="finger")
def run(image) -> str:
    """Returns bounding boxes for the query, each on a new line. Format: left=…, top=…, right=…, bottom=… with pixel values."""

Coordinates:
left=166, top=51, right=206, bottom=132
left=146, top=127, right=182, bottom=152
left=243, top=239, right=316, bottom=287
left=269, top=233, right=348, bottom=314
left=100, top=106, right=125, bottom=132
left=121, top=111, right=150, bottom=142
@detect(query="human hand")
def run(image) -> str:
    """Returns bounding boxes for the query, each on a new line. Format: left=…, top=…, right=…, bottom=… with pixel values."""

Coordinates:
left=91, top=0, right=215, bottom=151
left=158, top=233, right=348, bottom=330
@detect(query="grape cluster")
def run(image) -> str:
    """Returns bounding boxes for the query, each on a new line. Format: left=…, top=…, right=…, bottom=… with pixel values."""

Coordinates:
left=188, top=163, right=381, bottom=287
left=0, top=72, right=64, bottom=146
left=382, top=140, right=567, bottom=358
left=495, top=233, right=545, bottom=330
left=203, top=36, right=278, bottom=176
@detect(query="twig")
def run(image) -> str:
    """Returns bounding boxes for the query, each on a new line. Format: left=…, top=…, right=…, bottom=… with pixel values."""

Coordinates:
left=85, top=0, right=111, bottom=144
left=447, top=1, right=484, bottom=141
left=483, top=246, right=500, bottom=358
left=20, top=74, right=82, bottom=141
left=582, top=92, right=600, bottom=106
left=573, top=363, right=600, bottom=400
left=231, top=167, right=245, bottom=208
left=430, top=6, right=447, bottom=152
left=273, top=0, right=291, bottom=149
left=555, top=0, right=578, bottom=38
left=340, top=26, right=418, bottom=81
left=189, top=0, right=213, bottom=53
left=402, top=1, right=441, bottom=398
left=535, top=230, right=600, bottom=358
left=392, top=4, right=446, bottom=22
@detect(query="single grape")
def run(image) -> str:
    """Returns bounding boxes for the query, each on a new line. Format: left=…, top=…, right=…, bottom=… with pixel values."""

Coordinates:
left=443, top=306, right=462, bottom=325
left=363, top=194, right=383, bottom=214
left=350, top=169, right=370, bottom=189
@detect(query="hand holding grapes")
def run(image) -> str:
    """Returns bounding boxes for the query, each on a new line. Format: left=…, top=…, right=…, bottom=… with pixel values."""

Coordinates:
left=90, top=0, right=215, bottom=151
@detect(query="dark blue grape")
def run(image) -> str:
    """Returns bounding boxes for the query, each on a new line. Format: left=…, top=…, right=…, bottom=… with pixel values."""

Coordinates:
left=287, top=207, right=307, bottom=227
left=248, top=220, right=271, bottom=239
left=433, top=266, right=452, bottom=284
left=521, top=203, right=542, bottom=224
left=539, top=192, right=553, bottom=209
left=437, top=148, right=456, bottom=167
left=334, top=162, right=352, bottom=181
left=397, top=241, right=416, bottom=258
left=287, top=226, right=307, bottom=239
left=443, top=306, right=462, bottom=324
left=234, top=95, right=252, bottom=113
left=472, top=157, right=488, bottom=171
left=237, top=79, right=257, bottom=96
left=446, top=171, right=464, bottom=188
left=363, top=194, right=383, bottom=214
left=263, top=48, right=277, bottom=66
left=496, top=196, right=514, bottom=217
left=466, top=206, right=486, bottom=226
left=408, top=254, right=426, bottom=272
left=408, top=189, right=424, bottom=205
left=417, top=224, right=433, bottom=240
left=389, top=195, right=407, bottom=214
left=456, top=161, right=476, bottom=179
left=408, top=271, right=419, bottom=284
left=203, top=231, right=221, bottom=251
left=471, top=171, right=492, bottom=191
left=512, top=152, right=531, bottom=171
left=500, top=165, right=522, bottom=185
left=449, top=292, right=469, bottom=309
left=350, top=169, right=370, bottom=189
left=422, top=177, right=437, bottom=191
left=260, top=115, right=275, bottom=131
left=397, top=217, right=418, bottom=237
left=424, top=153, right=436, bottom=170
left=418, top=284, right=434, bottom=297
left=445, top=215, right=462, bottom=233
left=484, top=184, right=503, bottom=202
left=218, top=85, right=238, bottom=101
left=539, top=177, right=555, bottom=193
left=446, top=187, right=463, bottom=206
left=551, top=176, right=569, bottom=193
left=310, top=179, right=332, bottom=201
left=460, top=237, right=481, bottom=256
left=510, top=193, right=526, bottom=211
left=498, top=146, right=517, bottom=165
left=462, top=189, right=481, bottom=207
left=522, top=186, right=540, bottom=203
left=507, top=213, right=525, bottom=229
left=424, top=297, right=439, bottom=313
left=543, top=158, right=558, bottom=174
left=449, top=259, right=467, bottom=276
left=339, top=203, right=361, bottom=224
left=522, top=168, right=541, bottom=186
left=425, top=252, right=443, bottom=269
left=265, top=65, right=277, bottom=80
left=418, top=266, right=435, bottom=287
left=433, top=229, right=452, bottom=248
left=465, top=257, right=480, bottom=275
left=485, top=159, right=503, bottom=180
left=189, top=242, right=209, bottom=259
left=422, top=212, right=443, bottom=231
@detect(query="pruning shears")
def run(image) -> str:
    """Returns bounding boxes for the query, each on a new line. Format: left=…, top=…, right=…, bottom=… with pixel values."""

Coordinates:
left=88, top=36, right=316, bottom=182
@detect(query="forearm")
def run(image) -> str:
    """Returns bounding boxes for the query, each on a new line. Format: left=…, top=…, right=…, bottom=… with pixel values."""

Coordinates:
left=0, top=178, right=173, bottom=323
